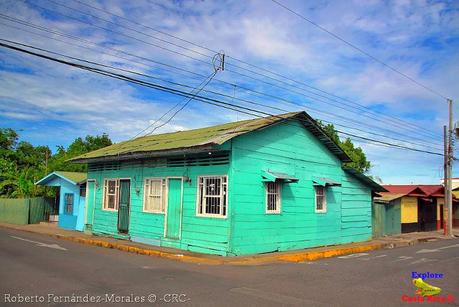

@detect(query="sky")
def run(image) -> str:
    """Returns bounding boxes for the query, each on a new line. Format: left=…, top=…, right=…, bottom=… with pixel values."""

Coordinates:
left=0, top=0, right=458, bottom=184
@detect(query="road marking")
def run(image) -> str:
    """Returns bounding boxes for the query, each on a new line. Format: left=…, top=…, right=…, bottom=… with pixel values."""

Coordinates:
left=337, top=253, right=369, bottom=259
left=438, top=243, right=459, bottom=250
left=394, top=256, right=413, bottom=261
left=361, top=254, right=388, bottom=260
left=410, top=258, right=437, bottom=265
left=10, top=236, right=67, bottom=251
left=416, top=249, right=440, bottom=254
left=230, top=287, right=328, bottom=306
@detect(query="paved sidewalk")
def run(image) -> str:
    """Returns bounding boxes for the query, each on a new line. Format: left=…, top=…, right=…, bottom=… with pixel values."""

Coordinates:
left=0, top=222, right=457, bottom=265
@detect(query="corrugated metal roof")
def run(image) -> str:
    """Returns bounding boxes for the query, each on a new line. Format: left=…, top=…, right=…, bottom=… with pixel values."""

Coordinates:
left=374, top=193, right=405, bottom=202
left=70, top=111, right=351, bottom=163
left=312, top=176, right=341, bottom=186
left=382, top=185, right=427, bottom=196
left=417, top=185, right=444, bottom=197
left=262, top=170, right=299, bottom=182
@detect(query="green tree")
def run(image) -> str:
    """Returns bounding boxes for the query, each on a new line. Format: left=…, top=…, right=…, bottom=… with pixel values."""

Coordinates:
left=48, top=134, right=112, bottom=172
left=0, top=129, right=112, bottom=198
left=318, top=122, right=371, bottom=173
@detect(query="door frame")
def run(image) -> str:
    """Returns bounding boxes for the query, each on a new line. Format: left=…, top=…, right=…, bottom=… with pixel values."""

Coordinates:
left=117, top=178, right=131, bottom=234
left=84, top=179, right=97, bottom=229
left=163, top=177, right=184, bottom=239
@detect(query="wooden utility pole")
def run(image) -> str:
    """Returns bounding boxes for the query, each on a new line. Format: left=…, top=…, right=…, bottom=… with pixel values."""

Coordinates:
left=446, top=99, right=454, bottom=236
left=443, top=125, right=448, bottom=235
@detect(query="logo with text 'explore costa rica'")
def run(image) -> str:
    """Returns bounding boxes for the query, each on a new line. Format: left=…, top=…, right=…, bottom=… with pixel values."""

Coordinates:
left=401, top=271, right=455, bottom=303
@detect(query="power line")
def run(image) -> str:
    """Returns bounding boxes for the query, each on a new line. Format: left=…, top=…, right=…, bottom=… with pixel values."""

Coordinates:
left=0, top=10, right=442, bottom=143
left=0, top=40, right=444, bottom=157
left=21, top=0, right=443, bottom=141
left=67, top=0, right=444, bottom=139
left=0, top=35, right=443, bottom=151
left=147, top=70, right=218, bottom=136
left=26, top=1, right=213, bottom=66
left=0, top=17, right=444, bottom=149
left=270, top=0, right=449, bottom=100
left=138, top=69, right=219, bottom=138
left=44, top=0, right=213, bottom=60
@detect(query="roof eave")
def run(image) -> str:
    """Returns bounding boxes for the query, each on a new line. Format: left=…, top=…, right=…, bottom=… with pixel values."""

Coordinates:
left=70, top=145, right=225, bottom=164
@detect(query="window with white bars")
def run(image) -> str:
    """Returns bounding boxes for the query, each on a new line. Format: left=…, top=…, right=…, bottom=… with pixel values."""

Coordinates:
left=266, top=182, right=281, bottom=213
left=197, top=176, right=227, bottom=217
left=64, top=193, right=74, bottom=215
left=314, top=186, right=327, bottom=213
left=103, top=179, right=119, bottom=210
left=144, top=178, right=167, bottom=213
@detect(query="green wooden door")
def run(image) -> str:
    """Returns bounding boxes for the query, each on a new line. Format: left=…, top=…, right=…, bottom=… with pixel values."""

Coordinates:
left=372, top=203, right=384, bottom=238
left=166, top=178, right=182, bottom=239
left=85, top=181, right=95, bottom=231
left=117, top=179, right=130, bottom=234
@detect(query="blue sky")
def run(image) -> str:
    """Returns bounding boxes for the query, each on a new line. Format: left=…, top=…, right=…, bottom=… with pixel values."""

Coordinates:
left=0, top=0, right=458, bottom=184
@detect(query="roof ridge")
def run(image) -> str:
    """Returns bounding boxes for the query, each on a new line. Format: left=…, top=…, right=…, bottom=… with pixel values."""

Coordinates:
left=69, top=111, right=350, bottom=163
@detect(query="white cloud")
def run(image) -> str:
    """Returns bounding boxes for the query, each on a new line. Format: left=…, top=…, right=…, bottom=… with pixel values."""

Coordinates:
left=0, top=0, right=457, bottom=183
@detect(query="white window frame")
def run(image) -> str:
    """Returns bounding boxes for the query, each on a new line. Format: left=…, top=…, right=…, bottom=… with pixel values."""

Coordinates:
left=103, top=179, right=119, bottom=211
left=143, top=177, right=167, bottom=214
left=196, top=175, right=228, bottom=218
left=265, top=182, right=281, bottom=214
left=314, top=185, right=327, bottom=213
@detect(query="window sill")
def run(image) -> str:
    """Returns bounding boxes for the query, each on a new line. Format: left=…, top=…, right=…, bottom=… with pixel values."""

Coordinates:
left=196, top=214, right=227, bottom=219
left=102, top=208, right=118, bottom=212
left=143, top=210, right=165, bottom=214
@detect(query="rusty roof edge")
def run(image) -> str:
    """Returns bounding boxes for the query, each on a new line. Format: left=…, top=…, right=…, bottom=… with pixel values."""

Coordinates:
left=71, top=145, right=224, bottom=164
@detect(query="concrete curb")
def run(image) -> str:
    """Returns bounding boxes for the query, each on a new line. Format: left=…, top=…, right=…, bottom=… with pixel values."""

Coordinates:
left=0, top=224, right=451, bottom=265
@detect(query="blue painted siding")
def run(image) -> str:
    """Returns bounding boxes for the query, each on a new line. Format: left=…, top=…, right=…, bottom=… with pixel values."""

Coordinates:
left=44, top=177, right=85, bottom=231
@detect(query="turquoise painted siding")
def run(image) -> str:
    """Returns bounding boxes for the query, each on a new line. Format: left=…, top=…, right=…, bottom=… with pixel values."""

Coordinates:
left=229, top=120, right=372, bottom=255
left=340, top=173, right=372, bottom=243
left=88, top=162, right=231, bottom=255
left=43, top=177, right=85, bottom=231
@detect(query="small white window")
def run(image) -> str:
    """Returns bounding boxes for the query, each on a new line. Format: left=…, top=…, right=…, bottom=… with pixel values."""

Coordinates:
left=103, top=179, right=119, bottom=210
left=144, top=178, right=167, bottom=213
left=197, top=176, right=227, bottom=217
left=315, top=186, right=326, bottom=213
left=266, top=182, right=281, bottom=213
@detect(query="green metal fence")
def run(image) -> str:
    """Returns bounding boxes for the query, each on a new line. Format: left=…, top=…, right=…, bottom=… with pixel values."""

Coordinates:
left=0, top=197, right=56, bottom=225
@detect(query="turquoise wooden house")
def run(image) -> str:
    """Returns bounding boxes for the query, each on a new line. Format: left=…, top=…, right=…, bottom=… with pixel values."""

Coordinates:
left=71, top=112, right=385, bottom=256
left=36, top=171, right=87, bottom=231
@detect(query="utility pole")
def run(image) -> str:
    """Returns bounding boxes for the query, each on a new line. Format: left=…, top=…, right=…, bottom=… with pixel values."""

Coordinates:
left=443, top=125, right=448, bottom=235
left=446, top=98, right=454, bottom=236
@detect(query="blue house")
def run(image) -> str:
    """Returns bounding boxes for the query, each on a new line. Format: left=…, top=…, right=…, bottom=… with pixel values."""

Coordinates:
left=36, top=171, right=87, bottom=231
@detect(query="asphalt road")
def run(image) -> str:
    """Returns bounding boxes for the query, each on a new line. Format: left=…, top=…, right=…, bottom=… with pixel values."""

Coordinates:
left=0, top=228, right=458, bottom=307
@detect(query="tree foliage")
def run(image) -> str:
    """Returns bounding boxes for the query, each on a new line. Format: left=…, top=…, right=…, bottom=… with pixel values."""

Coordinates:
left=318, top=122, right=371, bottom=173
left=0, top=129, right=112, bottom=198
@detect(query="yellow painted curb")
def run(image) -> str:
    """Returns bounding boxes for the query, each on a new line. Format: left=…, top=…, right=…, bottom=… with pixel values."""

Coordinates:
left=57, top=235, right=224, bottom=265
left=0, top=224, right=391, bottom=265
left=277, top=244, right=384, bottom=263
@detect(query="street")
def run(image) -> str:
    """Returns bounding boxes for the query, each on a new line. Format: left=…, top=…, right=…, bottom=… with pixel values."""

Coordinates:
left=0, top=228, right=458, bottom=307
